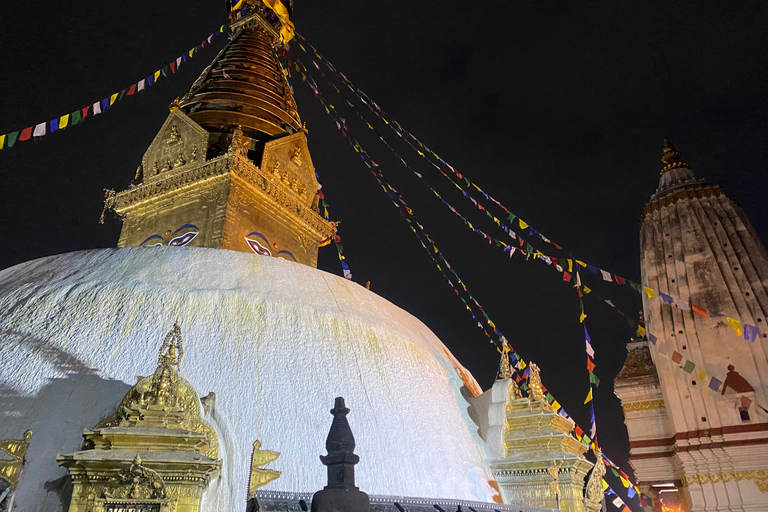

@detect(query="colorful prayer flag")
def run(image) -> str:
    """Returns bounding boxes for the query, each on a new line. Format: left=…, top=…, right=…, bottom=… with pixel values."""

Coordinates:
left=671, top=351, right=683, bottom=364
left=645, top=287, right=657, bottom=298
left=660, top=293, right=674, bottom=303
left=8, top=131, right=19, bottom=147
left=49, top=119, right=59, bottom=133
left=580, top=311, right=587, bottom=323
left=600, top=269, right=612, bottom=282
left=744, top=324, right=759, bottom=343
left=614, top=275, right=626, bottom=285
left=587, top=358, right=596, bottom=372
left=728, top=318, right=742, bottom=336
left=0, top=134, right=5, bottom=149
left=586, top=340, right=595, bottom=358
left=71, top=109, right=82, bottom=125
left=692, top=305, right=707, bottom=317
left=33, top=123, right=46, bottom=137
left=682, top=360, right=695, bottom=373
left=649, top=333, right=657, bottom=344
left=709, top=377, right=722, bottom=392
left=698, top=369, right=707, bottom=381
left=563, top=271, right=571, bottom=282
left=519, top=219, right=528, bottom=229
left=658, top=341, right=668, bottom=354
left=677, top=301, right=690, bottom=310
left=59, top=114, right=69, bottom=129
left=589, top=372, right=600, bottom=387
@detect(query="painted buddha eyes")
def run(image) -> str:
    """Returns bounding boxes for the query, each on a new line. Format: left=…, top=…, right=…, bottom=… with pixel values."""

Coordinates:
left=245, top=232, right=296, bottom=261
left=140, top=224, right=199, bottom=247
left=169, top=231, right=198, bottom=247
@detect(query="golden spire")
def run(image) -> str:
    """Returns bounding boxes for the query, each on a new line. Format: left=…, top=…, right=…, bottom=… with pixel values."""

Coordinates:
left=660, top=139, right=690, bottom=175
left=528, top=362, right=546, bottom=402
left=157, top=321, right=183, bottom=368
left=497, top=341, right=512, bottom=380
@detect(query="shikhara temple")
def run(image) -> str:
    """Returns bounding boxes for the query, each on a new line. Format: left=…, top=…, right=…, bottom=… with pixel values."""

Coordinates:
left=0, top=1, right=766, bottom=512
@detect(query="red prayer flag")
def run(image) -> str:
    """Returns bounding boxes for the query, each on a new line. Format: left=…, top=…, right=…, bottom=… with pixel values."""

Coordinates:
left=575, top=425, right=584, bottom=437
left=127, top=84, right=136, bottom=95
left=81, top=106, right=89, bottom=118
left=563, top=271, right=571, bottom=283
left=614, top=275, right=626, bottom=285
left=692, top=305, right=707, bottom=317
left=19, top=126, right=33, bottom=141
left=587, top=358, right=596, bottom=372
left=170, top=61, right=176, bottom=73
left=672, top=351, right=683, bottom=364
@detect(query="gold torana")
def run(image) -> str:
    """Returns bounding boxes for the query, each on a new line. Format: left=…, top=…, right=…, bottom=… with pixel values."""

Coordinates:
left=105, top=0, right=336, bottom=267
left=57, top=323, right=221, bottom=512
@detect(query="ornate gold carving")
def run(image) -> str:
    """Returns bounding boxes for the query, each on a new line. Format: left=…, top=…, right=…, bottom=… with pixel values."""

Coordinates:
left=167, top=125, right=182, bottom=145
left=291, top=146, right=302, bottom=166
left=621, top=400, right=666, bottom=413
left=527, top=362, right=553, bottom=411
left=497, top=341, right=512, bottom=381
left=682, top=471, right=768, bottom=493
left=584, top=449, right=606, bottom=509
left=0, top=430, right=32, bottom=490
left=175, top=152, right=186, bottom=168
left=248, top=441, right=281, bottom=497
left=103, top=455, right=167, bottom=500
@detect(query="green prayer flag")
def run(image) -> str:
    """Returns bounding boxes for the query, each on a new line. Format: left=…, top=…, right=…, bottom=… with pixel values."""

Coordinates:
left=8, top=131, right=19, bottom=147
left=682, top=360, right=695, bottom=373
left=507, top=213, right=517, bottom=224
left=611, top=467, right=620, bottom=478
left=581, top=435, right=591, bottom=446
left=545, top=392, right=554, bottom=402
left=589, top=372, right=601, bottom=387
left=71, top=110, right=82, bottom=126
left=629, top=281, right=642, bottom=293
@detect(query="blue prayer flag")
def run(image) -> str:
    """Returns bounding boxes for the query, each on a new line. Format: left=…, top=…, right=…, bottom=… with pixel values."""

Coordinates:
left=101, top=98, right=110, bottom=111
left=649, top=333, right=658, bottom=344
left=584, top=325, right=591, bottom=343
left=709, top=377, right=722, bottom=392
left=627, top=487, right=636, bottom=499
left=744, top=324, right=759, bottom=343
left=660, top=293, right=674, bottom=303
left=587, top=265, right=598, bottom=274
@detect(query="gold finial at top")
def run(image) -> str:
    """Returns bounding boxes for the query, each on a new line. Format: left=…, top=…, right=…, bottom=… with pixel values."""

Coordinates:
left=497, top=341, right=512, bottom=380
left=169, top=98, right=182, bottom=112
left=660, top=139, right=690, bottom=175
left=158, top=321, right=184, bottom=368
left=528, top=362, right=545, bottom=402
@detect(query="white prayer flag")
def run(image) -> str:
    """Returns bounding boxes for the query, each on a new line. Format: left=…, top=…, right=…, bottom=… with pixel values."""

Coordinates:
left=677, top=301, right=690, bottom=310
left=93, top=102, right=102, bottom=115
left=138, top=79, right=146, bottom=92
left=176, top=57, right=182, bottom=69
left=33, top=123, right=46, bottom=137
left=586, top=340, right=595, bottom=358
left=600, top=269, right=612, bottom=282
left=612, top=497, right=624, bottom=507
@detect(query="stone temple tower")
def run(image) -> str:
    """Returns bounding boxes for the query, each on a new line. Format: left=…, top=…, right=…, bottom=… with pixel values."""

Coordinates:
left=104, top=0, right=336, bottom=267
left=615, top=141, right=768, bottom=511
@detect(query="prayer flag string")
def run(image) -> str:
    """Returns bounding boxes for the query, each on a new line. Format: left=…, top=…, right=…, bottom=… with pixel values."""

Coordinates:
left=314, top=173, right=352, bottom=280
left=291, top=52, right=640, bottom=504
left=0, top=27, right=226, bottom=151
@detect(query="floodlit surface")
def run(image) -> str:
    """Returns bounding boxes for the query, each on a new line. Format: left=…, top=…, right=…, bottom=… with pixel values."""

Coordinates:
left=0, top=247, right=498, bottom=511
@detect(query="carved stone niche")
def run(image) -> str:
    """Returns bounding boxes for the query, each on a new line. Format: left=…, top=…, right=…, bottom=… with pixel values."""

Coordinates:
left=141, top=109, right=208, bottom=179
left=259, top=131, right=318, bottom=206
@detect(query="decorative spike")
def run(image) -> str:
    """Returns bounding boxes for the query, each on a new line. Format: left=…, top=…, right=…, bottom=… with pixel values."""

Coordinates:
left=660, top=139, right=690, bottom=175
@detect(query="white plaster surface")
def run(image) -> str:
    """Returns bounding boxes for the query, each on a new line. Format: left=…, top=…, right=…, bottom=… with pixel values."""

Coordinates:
left=0, top=248, right=498, bottom=511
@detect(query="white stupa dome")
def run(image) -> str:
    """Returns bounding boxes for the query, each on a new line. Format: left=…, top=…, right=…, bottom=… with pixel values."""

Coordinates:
left=0, top=247, right=498, bottom=511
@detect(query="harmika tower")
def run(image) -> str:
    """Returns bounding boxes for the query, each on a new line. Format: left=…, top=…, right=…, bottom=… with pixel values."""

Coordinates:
left=104, top=0, right=336, bottom=267
left=615, top=141, right=768, bottom=511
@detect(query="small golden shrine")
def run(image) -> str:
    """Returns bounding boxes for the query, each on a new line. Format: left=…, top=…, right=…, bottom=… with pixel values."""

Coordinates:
left=57, top=323, right=221, bottom=512
left=485, top=362, right=593, bottom=512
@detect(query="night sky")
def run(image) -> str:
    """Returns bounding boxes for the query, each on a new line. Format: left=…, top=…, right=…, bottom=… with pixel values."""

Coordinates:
left=2, top=0, right=768, bottom=490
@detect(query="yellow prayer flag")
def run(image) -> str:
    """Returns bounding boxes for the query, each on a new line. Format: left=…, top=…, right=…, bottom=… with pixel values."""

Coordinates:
left=728, top=317, right=742, bottom=336
left=153, top=70, right=161, bottom=82
left=0, top=134, right=5, bottom=149
left=519, top=219, right=528, bottom=230
left=59, top=114, right=69, bottom=129
left=698, top=369, right=707, bottom=381
left=645, top=287, right=657, bottom=298
left=620, top=476, right=630, bottom=488
left=568, top=259, right=573, bottom=272
left=580, top=312, right=587, bottom=323
left=638, top=325, right=646, bottom=336
left=109, top=93, right=118, bottom=106
left=552, top=400, right=561, bottom=410
left=584, top=388, right=593, bottom=404
left=602, top=479, right=609, bottom=491
left=519, top=361, right=527, bottom=370
left=576, top=260, right=586, bottom=267
left=583, top=286, right=592, bottom=294
left=189, top=48, right=195, bottom=58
